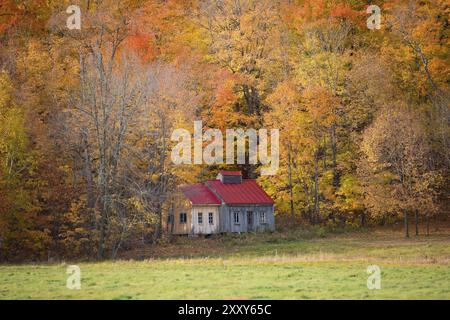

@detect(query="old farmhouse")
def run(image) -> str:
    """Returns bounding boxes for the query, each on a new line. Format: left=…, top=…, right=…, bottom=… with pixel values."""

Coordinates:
left=172, top=171, right=275, bottom=235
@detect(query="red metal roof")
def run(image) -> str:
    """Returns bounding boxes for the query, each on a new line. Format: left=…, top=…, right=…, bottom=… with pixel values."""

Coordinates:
left=206, top=179, right=274, bottom=205
left=218, top=170, right=242, bottom=176
left=180, top=183, right=221, bottom=205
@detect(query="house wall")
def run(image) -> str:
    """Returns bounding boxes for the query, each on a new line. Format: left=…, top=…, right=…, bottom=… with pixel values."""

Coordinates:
left=191, top=206, right=220, bottom=235
left=172, top=189, right=275, bottom=234
left=172, top=201, right=193, bottom=235
left=173, top=203, right=220, bottom=235
left=219, top=204, right=275, bottom=233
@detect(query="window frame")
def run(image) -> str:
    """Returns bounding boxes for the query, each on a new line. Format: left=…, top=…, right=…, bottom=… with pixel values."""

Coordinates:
left=198, top=212, right=203, bottom=225
left=179, top=212, right=187, bottom=224
left=260, top=211, right=267, bottom=224
left=234, top=212, right=240, bottom=224
left=247, top=211, right=253, bottom=226
left=208, top=212, right=214, bottom=225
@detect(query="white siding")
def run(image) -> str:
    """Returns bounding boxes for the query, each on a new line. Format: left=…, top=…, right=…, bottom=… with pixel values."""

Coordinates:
left=191, top=206, right=220, bottom=234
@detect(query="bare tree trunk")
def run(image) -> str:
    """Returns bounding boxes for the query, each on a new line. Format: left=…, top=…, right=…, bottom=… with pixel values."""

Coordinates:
left=313, top=151, right=320, bottom=225
left=242, top=84, right=261, bottom=116
left=152, top=203, right=162, bottom=244
left=412, top=43, right=438, bottom=92
left=415, top=209, right=419, bottom=236
left=330, top=124, right=339, bottom=188
left=404, top=211, right=409, bottom=238
left=111, top=232, right=124, bottom=260
left=168, top=203, right=174, bottom=242
left=360, top=211, right=366, bottom=227
left=81, top=129, right=95, bottom=211
left=98, top=194, right=108, bottom=259
left=308, top=209, right=313, bottom=225
left=72, top=10, right=136, bottom=260
left=295, top=164, right=313, bottom=226
left=287, top=147, right=295, bottom=226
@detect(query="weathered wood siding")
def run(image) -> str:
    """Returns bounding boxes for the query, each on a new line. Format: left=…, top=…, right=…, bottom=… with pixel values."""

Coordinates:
left=219, top=204, right=275, bottom=233
left=191, top=205, right=220, bottom=235
left=173, top=203, right=220, bottom=235
left=172, top=189, right=275, bottom=234
left=172, top=200, right=193, bottom=235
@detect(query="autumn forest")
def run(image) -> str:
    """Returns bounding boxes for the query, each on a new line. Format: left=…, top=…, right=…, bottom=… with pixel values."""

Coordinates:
left=0, top=0, right=449, bottom=262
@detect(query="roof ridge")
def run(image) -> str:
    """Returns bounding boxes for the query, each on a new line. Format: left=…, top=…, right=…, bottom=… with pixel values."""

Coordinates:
left=204, top=180, right=225, bottom=203
left=204, top=179, right=274, bottom=205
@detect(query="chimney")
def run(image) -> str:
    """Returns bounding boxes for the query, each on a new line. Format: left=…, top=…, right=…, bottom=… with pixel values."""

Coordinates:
left=217, top=170, right=242, bottom=184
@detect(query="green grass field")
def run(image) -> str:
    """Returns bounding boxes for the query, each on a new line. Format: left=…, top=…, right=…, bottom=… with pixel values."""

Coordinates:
left=1, top=228, right=449, bottom=299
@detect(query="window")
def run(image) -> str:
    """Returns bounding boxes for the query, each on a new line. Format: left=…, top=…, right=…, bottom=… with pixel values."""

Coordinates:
left=198, top=212, right=203, bottom=224
left=179, top=213, right=187, bottom=224
left=247, top=211, right=253, bottom=226
left=260, top=212, right=266, bottom=224
left=168, top=214, right=174, bottom=224
left=208, top=212, right=214, bottom=225
left=234, top=212, right=240, bottom=224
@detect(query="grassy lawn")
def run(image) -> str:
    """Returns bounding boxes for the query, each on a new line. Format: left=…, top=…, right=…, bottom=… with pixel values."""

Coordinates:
left=1, top=228, right=449, bottom=299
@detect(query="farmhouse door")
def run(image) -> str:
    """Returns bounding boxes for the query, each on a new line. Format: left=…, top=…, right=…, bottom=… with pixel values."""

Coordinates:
left=247, top=211, right=253, bottom=232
